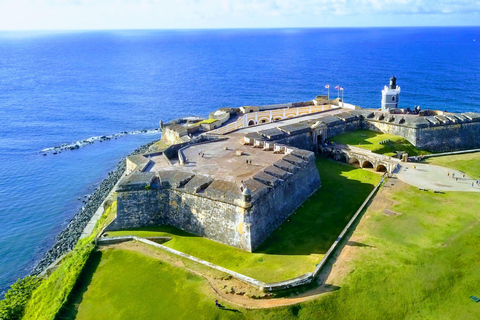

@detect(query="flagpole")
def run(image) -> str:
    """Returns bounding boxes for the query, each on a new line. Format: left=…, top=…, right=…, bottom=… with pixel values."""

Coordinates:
left=337, top=86, right=340, bottom=99
left=327, top=86, right=330, bottom=101
left=342, top=88, right=344, bottom=107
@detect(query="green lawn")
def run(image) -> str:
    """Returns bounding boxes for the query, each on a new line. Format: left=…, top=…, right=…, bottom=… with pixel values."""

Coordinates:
left=61, top=249, right=245, bottom=320
left=295, top=185, right=480, bottom=320
left=330, top=129, right=429, bottom=156
left=426, top=151, right=480, bottom=179
left=106, top=157, right=381, bottom=283
left=66, top=184, right=480, bottom=320
left=67, top=152, right=480, bottom=320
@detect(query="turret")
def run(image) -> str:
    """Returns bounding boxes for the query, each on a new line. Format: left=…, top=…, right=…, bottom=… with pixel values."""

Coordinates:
left=389, top=75, right=397, bottom=89
left=381, top=75, right=401, bottom=111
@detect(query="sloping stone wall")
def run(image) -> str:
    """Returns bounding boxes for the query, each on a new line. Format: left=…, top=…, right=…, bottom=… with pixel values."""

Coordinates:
left=249, top=159, right=321, bottom=250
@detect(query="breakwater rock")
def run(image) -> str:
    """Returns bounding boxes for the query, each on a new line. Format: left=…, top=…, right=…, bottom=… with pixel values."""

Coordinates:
left=31, top=140, right=157, bottom=275
left=41, top=128, right=161, bottom=155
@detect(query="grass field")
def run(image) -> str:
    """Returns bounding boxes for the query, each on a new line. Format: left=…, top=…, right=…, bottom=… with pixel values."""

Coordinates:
left=62, top=249, right=245, bottom=320
left=426, top=151, right=480, bottom=179
left=330, top=129, right=429, bottom=156
left=106, top=157, right=381, bottom=282
left=68, top=178, right=480, bottom=319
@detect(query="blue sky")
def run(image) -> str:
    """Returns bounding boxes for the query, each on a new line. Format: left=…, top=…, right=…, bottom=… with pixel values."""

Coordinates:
left=0, top=0, right=479, bottom=30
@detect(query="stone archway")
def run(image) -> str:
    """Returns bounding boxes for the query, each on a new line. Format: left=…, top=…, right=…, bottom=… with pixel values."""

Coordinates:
left=376, top=164, right=387, bottom=172
left=348, top=157, right=360, bottom=167
left=362, top=160, right=374, bottom=169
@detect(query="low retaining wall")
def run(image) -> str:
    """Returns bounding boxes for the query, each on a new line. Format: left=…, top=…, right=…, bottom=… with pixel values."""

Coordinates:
left=97, top=236, right=266, bottom=290
left=410, top=148, right=480, bottom=161
left=310, top=176, right=385, bottom=278
left=99, top=177, right=384, bottom=293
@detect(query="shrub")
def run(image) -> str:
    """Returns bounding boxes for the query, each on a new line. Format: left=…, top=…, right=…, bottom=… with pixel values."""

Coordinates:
left=0, top=276, right=40, bottom=320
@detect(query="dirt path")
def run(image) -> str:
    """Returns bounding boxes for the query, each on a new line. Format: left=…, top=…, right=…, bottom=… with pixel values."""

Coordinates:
left=100, top=179, right=402, bottom=309
left=103, top=241, right=341, bottom=309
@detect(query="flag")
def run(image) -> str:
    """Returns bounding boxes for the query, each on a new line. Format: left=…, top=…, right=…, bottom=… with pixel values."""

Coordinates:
left=335, top=85, right=339, bottom=89
left=325, top=85, right=329, bottom=88
left=340, top=87, right=344, bottom=91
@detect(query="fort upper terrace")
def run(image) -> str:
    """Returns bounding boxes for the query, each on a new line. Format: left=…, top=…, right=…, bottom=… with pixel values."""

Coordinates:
left=105, top=77, right=480, bottom=253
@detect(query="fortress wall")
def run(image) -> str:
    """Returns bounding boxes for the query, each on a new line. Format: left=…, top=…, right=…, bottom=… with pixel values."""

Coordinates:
left=107, top=189, right=165, bottom=231
left=326, top=120, right=363, bottom=138
left=248, top=159, right=321, bottom=251
left=162, top=191, right=251, bottom=251
left=416, top=122, right=480, bottom=151
left=362, top=121, right=418, bottom=146
left=109, top=188, right=252, bottom=251
left=276, top=133, right=315, bottom=151
left=362, top=119, right=480, bottom=152
left=161, top=126, right=188, bottom=145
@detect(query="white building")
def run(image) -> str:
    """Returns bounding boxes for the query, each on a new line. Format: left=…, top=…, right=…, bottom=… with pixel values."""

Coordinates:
left=381, top=76, right=401, bottom=111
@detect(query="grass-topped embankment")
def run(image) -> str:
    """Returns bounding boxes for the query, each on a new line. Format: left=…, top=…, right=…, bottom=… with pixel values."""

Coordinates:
left=330, top=129, right=429, bottom=156
left=71, top=176, right=480, bottom=319
left=106, top=157, right=382, bottom=283
left=426, top=151, right=480, bottom=179
left=21, top=203, right=117, bottom=320
left=298, top=183, right=480, bottom=319
left=62, top=249, right=245, bottom=320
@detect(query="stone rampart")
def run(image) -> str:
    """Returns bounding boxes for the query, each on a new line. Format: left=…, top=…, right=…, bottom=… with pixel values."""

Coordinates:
left=107, top=147, right=321, bottom=252
left=358, top=109, right=480, bottom=152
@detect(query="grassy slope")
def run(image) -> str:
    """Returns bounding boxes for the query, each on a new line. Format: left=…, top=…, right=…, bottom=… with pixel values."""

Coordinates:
left=71, top=249, right=244, bottom=320
left=106, top=157, right=381, bottom=282
left=293, top=185, right=480, bottom=320
left=69, top=185, right=480, bottom=320
left=427, top=151, right=480, bottom=179
left=330, top=129, right=429, bottom=156
left=22, top=203, right=117, bottom=320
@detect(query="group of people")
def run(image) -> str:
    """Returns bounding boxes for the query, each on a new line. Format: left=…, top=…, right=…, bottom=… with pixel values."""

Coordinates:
left=447, top=171, right=480, bottom=187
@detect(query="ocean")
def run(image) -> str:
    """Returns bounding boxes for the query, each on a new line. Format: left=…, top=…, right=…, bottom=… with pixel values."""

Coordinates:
left=0, top=27, right=479, bottom=293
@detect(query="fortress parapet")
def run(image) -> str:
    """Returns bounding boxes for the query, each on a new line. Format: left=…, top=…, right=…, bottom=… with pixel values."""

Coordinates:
left=109, top=85, right=480, bottom=252
left=108, top=130, right=321, bottom=251
left=358, top=109, right=480, bottom=151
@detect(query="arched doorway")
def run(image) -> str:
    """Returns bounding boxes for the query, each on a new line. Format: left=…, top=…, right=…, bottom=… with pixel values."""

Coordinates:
left=376, top=164, right=387, bottom=172
left=248, top=120, right=255, bottom=126
left=362, top=161, right=374, bottom=169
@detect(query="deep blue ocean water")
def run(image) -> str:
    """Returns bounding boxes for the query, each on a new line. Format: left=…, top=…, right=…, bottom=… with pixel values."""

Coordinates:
left=0, top=27, right=479, bottom=293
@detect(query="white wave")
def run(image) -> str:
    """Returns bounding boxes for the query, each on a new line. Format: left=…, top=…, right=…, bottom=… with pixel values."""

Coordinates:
left=41, top=128, right=161, bottom=154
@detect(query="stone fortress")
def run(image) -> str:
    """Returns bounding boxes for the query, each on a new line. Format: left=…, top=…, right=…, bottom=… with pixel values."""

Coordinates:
left=106, top=76, right=480, bottom=251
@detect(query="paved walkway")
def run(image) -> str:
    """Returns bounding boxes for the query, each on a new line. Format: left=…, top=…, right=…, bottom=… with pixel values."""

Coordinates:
left=395, top=162, right=480, bottom=192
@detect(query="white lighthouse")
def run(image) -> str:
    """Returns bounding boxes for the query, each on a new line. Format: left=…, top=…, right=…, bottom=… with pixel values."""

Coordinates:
left=381, top=75, right=401, bottom=111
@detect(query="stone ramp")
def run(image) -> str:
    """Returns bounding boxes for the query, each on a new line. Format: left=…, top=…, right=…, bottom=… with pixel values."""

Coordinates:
left=395, top=163, right=480, bottom=192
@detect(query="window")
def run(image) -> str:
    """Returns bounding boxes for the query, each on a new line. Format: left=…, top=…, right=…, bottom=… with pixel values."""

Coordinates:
left=392, top=96, right=395, bottom=102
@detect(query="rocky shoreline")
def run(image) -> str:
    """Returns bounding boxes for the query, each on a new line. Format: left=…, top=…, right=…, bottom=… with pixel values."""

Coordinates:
left=31, top=140, right=158, bottom=275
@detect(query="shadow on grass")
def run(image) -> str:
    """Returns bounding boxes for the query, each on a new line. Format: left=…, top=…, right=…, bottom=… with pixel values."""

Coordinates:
left=255, top=157, right=380, bottom=256
left=55, top=250, right=103, bottom=320
left=105, top=225, right=200, bottom=238
left=218, top=305, right=242, bottom=313
left=346, top=241, right=374, bottom=248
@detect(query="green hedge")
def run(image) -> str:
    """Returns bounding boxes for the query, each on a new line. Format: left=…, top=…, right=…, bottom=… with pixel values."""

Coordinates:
left=18, top=202, right=116, bottom=319
left=21, top=239, right=94, bottom=320
left=0, top=276, right=40, bottom=320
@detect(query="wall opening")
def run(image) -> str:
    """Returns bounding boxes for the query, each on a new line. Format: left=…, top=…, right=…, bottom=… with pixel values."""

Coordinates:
left=376, top=164, right=387, bottom=172
left=248, top=120, right=255, bottom=126
left=362, top=161, right=374, bottom=169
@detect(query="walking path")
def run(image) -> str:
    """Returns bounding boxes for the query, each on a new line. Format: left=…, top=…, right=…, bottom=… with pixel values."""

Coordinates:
left=395, top=162, right=480, bottom=192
